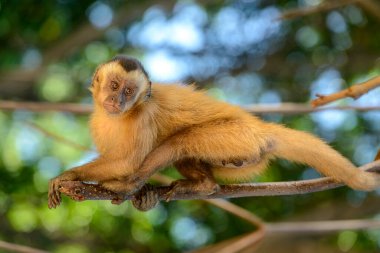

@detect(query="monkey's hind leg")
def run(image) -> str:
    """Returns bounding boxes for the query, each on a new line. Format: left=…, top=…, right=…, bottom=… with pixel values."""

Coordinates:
left=165, top=158, right=220, bottom=201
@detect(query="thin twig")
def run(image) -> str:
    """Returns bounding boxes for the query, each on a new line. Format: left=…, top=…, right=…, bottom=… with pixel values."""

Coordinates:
left=0, top=240, right=50, bottom=253
left=376, top=150, right=380, bottom=161
left=1, top=100, right=380, bottom=115
left=145, top=173, right=266, bottom=253
left=202, top=199, right=266, bottom=253
left=280, top=0, right=358, bottom=20
left=267, top=219, right=380, bottom=234
left=311, top=75, right=380, bottom=107
left=193, top=230, right=265, bottom=253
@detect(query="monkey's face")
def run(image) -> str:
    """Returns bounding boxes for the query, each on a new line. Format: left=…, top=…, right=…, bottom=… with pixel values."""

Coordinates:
left=91, top=60, right=150, bottom=116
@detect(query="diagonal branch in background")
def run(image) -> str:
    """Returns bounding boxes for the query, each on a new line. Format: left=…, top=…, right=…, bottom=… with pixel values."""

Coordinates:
left=1, top=100, right=380, bottom=115
left=280, top=0, right=380, bottom=23
left=279, top=0, right=358, bottom=20
left=356, top=0, right=380, bottom=22
left=26, top=122, right=90, bottom=152
left=0, top=240, right=49, bottom=253
left=311, top=75, right=380, bottom=107
left=0, top=0, right=178, bottom=97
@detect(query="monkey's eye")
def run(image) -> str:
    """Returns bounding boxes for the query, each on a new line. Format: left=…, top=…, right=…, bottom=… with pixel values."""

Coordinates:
left=125, top=87, right=134, bottom=95
left=111, top=81, right=119, bottom=91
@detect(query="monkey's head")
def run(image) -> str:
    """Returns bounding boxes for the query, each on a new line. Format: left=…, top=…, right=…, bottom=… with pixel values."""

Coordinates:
left=90, top=55, right=151, bottom=115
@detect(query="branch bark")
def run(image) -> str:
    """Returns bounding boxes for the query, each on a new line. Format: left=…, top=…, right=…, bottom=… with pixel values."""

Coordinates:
left=0, top=240, right=49, bottom=253
left=58, top=160, right=380, bottom=202
left=280, top=0, right=358, bottom=20
left=311, top=75, right=380, bottom=107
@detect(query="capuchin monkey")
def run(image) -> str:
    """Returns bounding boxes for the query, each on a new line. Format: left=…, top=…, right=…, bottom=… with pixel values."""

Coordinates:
left=48, top=55, right=380, bottom=209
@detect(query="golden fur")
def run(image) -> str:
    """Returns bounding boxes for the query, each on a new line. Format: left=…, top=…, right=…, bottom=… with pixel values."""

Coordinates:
left=91, top=82, right=380, bottom=188
left=48, top=56, right=380, bottom=209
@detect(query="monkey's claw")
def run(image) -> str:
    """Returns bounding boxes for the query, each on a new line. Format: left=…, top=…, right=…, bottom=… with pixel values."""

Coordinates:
left=48, top=178, right=62, bottom=209
left=111, top=195, right=126, bottom=205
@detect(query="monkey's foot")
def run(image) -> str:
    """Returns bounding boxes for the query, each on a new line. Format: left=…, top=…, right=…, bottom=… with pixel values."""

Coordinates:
left=131, top=184, right=159, bottom=211
left=48, top=178, right=62, bottom=209
left=164, top=179, right=220, bottom=202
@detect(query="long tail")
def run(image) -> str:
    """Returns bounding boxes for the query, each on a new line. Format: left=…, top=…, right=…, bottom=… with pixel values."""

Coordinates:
left=271, top=125, right=380, bottom=191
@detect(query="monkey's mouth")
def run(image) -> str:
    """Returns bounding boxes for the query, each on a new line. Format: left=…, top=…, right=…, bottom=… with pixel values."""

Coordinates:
left=103, top=102, right=123, bottom=114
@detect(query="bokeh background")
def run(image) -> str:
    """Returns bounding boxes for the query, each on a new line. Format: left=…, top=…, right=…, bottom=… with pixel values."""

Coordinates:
left=0, top=0, right=380, bottom=252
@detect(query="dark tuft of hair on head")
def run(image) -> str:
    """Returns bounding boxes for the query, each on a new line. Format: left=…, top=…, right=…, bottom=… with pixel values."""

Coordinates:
left=110, top=55, right=150, bottom=79
left=110, top=55, right=152, bottom=98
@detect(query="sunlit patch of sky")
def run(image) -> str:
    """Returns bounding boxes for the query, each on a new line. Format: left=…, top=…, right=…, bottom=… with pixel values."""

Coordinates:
left=170, top=217, right=212, bottom=249
left=126, top=2, right=283, bottom=83
left=353, top=82, right=380, bottom=131
left=105, top=28, right=125, bottom=50
left=144, top=51, right=188, bottom=82
left=87, top=1, right=113, bottom=29
left=211, top=6, right=281, bottom=54
left=68, top=151, right=98, bottom=169
left=310, top=69, right=351, bottom=132
left=301, top=168, right=321, bottom=180
left=343, top=5, right=366, bottom=25
left=296, top=26, right=320, bottom=49
left=15, top=125, right=43, bottom=164
left=353, top=134, right=378, bottom=165
left=216, top=73, right=264, bottom=105
left=327, top=11, right=347, bottom=33
left=186, top=54, right=221, bottom=79
left=21, top=48, right=42, bottom=70
left=326, top=10, right=353, bottom=51
left=299, top=0, right=323, bottom=7
left=128, top=4, right=205, bottom=52
left=38, top=156, right=62, bottom=179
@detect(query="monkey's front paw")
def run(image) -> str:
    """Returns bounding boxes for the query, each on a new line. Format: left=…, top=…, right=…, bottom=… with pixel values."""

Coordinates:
left=48, top=178, right=62, bottom=209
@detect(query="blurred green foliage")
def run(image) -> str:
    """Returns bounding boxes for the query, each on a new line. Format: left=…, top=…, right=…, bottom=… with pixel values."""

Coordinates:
left=0, top=0, right=380, bottom=252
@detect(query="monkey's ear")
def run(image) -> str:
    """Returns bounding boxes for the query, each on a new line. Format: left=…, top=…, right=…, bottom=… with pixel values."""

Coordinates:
left=88, top=85, right=94, bottom=93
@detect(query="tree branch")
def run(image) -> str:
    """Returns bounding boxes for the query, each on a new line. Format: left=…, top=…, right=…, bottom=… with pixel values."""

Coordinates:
left=58, top=160, right=380, bottom=202
left=279, top=0, right=358, bottom=20
left=0, top=240, right=49, bottom=253
left=267, top=219, right=380, bottom=234
left=1, top=100, right=380, bottom=115
left=356, top=0, right=380, bottom=22
left=0, top=100, right=92, bottom=114
left=311, top=75, right=380, bottom=107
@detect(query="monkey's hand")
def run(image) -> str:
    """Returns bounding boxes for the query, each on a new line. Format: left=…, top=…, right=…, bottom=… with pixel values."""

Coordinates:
left=48, top=171, right=78, bottom=209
